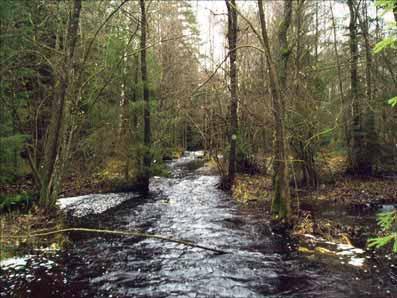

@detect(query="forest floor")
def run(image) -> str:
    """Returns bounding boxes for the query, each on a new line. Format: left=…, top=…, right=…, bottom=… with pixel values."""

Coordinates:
left=0, top=168, right=135, bottom=199
left=232, top=154, right=397, bottom=259
left=0, top=210, right=66, bottom=261
left=0, top=167, right=124, bottom=260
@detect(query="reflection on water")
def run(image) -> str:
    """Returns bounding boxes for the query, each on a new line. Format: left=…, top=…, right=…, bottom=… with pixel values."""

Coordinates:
left=1, top=152, right=396, bottom=297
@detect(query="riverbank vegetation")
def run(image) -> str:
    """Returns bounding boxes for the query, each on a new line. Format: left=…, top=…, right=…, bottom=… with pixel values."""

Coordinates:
left=1, top=0, right=396, bottom=261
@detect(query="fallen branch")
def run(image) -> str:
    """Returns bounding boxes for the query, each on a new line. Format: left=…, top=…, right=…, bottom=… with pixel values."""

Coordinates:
left=4, top=227, right=229, bottom=255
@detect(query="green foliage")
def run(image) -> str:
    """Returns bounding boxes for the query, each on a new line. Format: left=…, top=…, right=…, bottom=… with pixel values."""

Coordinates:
left=0, top=193, right=33, bottom=213
left=0, top=134, right=29, bottom=183
left=317, top=127, right=334, bottom=147
left=236, top=137, right=252, bottom=162
left=149, top=146, right=171, bottom=177
left=373, top=37, right=397, bottom=54
left=150, top=161, right=171, bottom=177
left=388, top=96, right=397, bottom=107
left=231, top=135, right=260, bottom=174
left=280, top=47, right=290, bottom=57
left=368, top=211, right=397, bottom=253
left=367, top=77, right=397, bottom=253
left=373, top=0, right=397, bottom=112
left=373, top=0, right=396, bottom=54
left=375, top=0, right=397, bottom=12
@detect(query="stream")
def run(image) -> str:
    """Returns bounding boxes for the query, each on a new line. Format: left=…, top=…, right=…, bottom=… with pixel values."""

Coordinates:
left=1, top=152, right=396, bottom=297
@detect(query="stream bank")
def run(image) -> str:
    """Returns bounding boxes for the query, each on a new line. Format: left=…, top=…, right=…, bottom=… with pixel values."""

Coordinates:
left=1, top=152, right=396, bottom=297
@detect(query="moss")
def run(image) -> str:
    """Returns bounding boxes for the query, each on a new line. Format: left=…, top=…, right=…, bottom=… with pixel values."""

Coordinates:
left=271, top=175, right=289, bottom=221
left=298, top=246, right=335, bottom=256
left=0, top=193, right=34, bottom=213
left=271, top=175, right=282, bottom=216
left=151, top=162, right=171, bottom=177
left=280, top=47, right=290, bottom=58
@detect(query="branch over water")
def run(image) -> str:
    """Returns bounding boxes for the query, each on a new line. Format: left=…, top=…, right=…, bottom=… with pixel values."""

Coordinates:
left=5, top=227, right=229, bottom=255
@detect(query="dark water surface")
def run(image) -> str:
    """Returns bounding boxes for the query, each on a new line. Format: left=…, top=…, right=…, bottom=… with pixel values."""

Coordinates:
left=1, top=153, right=396, bottom=297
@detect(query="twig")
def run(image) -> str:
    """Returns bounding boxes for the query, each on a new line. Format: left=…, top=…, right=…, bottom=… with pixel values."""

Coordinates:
left=4, top=227, right=229, bottom=255
left=193, top=44, right=265, bottom=95
left=81, top=0, right=129, bottom=68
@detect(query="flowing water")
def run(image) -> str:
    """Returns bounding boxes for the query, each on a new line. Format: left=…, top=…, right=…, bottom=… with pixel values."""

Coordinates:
left=1, top=152, right=396, bottom=297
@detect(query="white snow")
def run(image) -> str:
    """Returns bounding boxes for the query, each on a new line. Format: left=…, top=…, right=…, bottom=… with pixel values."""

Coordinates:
left=0, top=256, right=32, bottom=269
left=336, top=243, right=355, bottom=250
left=1, top=255, right=57, bottom=271
left=348, top=257, right=365, bottom=267
left=57, top=193, right=140, bottom=217
left=336, top=248, right=365, bottom=256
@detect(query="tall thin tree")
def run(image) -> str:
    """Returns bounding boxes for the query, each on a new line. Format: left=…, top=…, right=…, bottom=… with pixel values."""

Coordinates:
left=358, top=0, right=376, bottom=175
left=139, top=0, right=151, bottom=191
left=257, top=0, right=291, bottom=221
left=224, top=0, right=238, bottom=190
left=347, top=0, right=371, bottom=175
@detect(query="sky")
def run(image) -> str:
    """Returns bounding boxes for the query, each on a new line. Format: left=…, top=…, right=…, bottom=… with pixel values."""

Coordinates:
left=192, top=0, right=395, bottom=68
left=194, top=0, right=228, bottom=68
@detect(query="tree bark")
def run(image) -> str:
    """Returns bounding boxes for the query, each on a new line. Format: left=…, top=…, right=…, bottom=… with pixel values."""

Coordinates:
left=224, top=0, right=238, bottom=190
left=278, top=0, right=292, bottom=91
left=290, top=0, right=319, bottom=188
left=330, top=3, right=348, bottom=145
left=119, top=11, right=140, bottom=181
left=258, top=0, right=291, bottom=221
left=119, top=50, right=129, bottom=180
left=39, top=0, right=82, bottom=210
left=358, top=1, right=376, bottom=174
left=347, top=0, right=371, bottom=175
left=139, top=0, right=151, bottom=191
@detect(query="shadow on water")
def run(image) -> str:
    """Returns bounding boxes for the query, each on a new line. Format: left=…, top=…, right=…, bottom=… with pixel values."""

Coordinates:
left=1, top=152, right=396, bottom=297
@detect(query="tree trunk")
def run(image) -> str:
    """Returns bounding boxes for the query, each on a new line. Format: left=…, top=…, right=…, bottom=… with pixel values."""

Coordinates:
left=39, top=0, right=82, bottom=210
left=119, top=53, right=129, bottom=180
left=224, top=0, right=238, bottom=190
left=358, top=1, right=376, bottom=174
left=330, top=3, right=348, bottom=145
left=138, top=0, right=151, bottom=191
left=278, top=0, right=292, bottom=91
left=290, top=0, right=319, bottom=188
left=119, top=15, right=139, bottom=181
left=258, top=0, right=291, bottom=222
left=347, top=0, right=371, bottom=175
left=314, top=1, right=319, bottom=63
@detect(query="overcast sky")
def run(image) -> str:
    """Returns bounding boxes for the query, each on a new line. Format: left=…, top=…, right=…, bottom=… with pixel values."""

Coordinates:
left=192, top=0, right=395, bottom=68
left=194, top=1, right=227, bottom=68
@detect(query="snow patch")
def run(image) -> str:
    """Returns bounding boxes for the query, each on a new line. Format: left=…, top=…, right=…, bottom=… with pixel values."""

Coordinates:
left=57, top=193, right=140, bottom=217
left=0, top=256, right=31, bottom=269
left=348, top=257, right=365, bottom=267
left=1, top=255, right=57, bottom=272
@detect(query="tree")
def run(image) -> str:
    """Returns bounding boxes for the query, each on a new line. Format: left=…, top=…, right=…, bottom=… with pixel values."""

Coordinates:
left=137, top=0, right=151, bottom=192
left=287, top=0, right=321, bottom=188
left=224, top=0, right=238, bottom=190
left=257, top=0, right=291, bottom=221
left=346, top=0, right=372, bottom=175
left=38, top=0, right=82, bottom=209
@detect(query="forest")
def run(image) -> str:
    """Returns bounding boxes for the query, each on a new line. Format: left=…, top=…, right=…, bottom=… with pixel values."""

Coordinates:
left=0, top=0, right=397, bottom=297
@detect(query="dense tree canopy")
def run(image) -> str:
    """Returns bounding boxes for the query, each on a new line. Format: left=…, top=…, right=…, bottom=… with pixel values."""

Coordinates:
left=1, top=0, right=396, bottom=217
